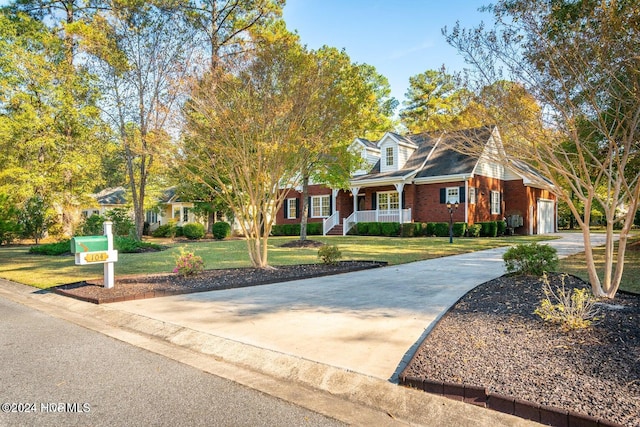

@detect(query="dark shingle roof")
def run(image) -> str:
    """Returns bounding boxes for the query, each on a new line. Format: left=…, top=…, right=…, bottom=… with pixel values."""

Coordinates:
left=95, top=187, right=127, bottom=205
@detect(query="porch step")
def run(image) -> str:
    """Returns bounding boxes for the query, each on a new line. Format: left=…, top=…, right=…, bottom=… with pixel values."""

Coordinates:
left=326, top=224, right=344, bottom=236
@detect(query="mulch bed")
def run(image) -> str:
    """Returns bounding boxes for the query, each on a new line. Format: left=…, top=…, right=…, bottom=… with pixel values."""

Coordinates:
left=401, top=273, right=640, bottom=427
left=53, top=261, right=386, bottom=304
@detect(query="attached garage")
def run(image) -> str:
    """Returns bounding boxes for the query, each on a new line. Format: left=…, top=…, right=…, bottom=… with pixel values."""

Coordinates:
left=537, top=199, right=555, bottom=234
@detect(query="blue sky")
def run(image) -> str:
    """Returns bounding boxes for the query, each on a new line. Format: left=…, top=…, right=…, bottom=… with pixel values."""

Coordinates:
left=283, top=0, right=492, bottom=106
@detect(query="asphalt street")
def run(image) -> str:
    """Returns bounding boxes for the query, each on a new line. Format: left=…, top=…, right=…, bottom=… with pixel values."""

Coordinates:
left=0, top=296, right=345, bottom=427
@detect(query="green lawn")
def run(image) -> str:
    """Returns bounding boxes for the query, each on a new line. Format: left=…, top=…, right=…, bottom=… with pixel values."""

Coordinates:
left=1, top=235, right=550, bottom=288
left=559, top=235, right=640, bottom=294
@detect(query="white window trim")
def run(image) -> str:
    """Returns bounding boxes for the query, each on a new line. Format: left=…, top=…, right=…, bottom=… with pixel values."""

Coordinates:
left=377, top=191, right=399, bottom=211
left=469, top=187, right=476, bottom=204
left=446, top=187, right=460, bottom=204
left=386, top=146, right=394, bottom=167
left=286, top=198, right=297, bottom=219
left=491, top=191, right=501, bottom=215
left=311, top=195, right=330, bottom=218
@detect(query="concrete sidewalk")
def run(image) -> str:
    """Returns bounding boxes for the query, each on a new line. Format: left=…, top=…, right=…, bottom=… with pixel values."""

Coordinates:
left=0, top=232, right=607, bottom=426
left=111, top=232, right=606, bottom=382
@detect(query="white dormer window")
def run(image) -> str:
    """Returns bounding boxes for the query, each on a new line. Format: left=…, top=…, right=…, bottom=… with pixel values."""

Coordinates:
left=386, top=146, right=394, bottom=166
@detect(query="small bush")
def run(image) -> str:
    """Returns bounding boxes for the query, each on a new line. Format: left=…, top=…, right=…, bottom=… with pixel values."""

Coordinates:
left=467, top=224, right=482, bottom=238
left=173, top=248, right=205, bottom=277
left=114, top=236, right=162, bottom=253
left=29, top=240, right=71, bottom=255
left=497, top=220, right=507, bottom=236
left=183, top=223, right=205, bottom=240
left=433, top=222, right=449, bottom=237
left=503, top=242, right=558, bottom=276
left=425, top=223, right=437, bottom=236
left=318, top=244, right=342, bottom=264
left=152, top=223, right=176, bottom=238
left=534, top=274, right=602, bottom=330
left=478, top=221, right=498, bottom=237
left=380, top=222, right=400, bottom=236
left=452, top=222, right=467, bottom=237
left=355, top=222, right=368, bottom=235
left=307, top=222, right=322, bottom=235
left=401, top=223, right=417, bottom=237
left=212, top=221, right=231, bottom=240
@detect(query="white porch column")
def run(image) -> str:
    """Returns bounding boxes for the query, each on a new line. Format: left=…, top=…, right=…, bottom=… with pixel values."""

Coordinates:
left=464, top=181, right=469, bottom=224
left=350, top=187, right=360, bottom=219
left=332, top=189, right=339, bottom=215
left=394, top=182, right=405, bottom=223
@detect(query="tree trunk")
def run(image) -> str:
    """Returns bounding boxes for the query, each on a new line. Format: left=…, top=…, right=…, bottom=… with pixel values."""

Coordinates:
left=299, top=174, right=309, bottom=241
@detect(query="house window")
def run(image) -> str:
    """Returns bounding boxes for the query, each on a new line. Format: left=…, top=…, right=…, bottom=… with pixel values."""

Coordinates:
left=311, top=195, right=330, bottom=218
left=378, top=191, right=399, bottom=211
left=469, top=187, right=476, bottom=204
left=446, top=187, right=459, bottom=204
left=491, top=191, right=501, bottom=214
left=146, top=210, right=158, bottom=224
left=183, top=207, right=189, bottom=223
left=286, top=198, right=297, bottom=219
left=386, top=146, right=394, bottom=166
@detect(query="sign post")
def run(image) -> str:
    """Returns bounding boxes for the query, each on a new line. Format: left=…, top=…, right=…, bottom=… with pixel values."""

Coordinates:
left=70, top=221, right=118, bottom=289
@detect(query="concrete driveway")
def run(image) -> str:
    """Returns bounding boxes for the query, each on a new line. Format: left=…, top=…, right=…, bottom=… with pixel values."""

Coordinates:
left=111, top=232, right=606, bottom=382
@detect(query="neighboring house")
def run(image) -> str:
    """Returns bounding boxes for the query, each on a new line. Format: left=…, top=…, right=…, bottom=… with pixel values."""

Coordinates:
left=82, top=187, right=197, bottom=232
left=276, top=126, right=557, bottom=235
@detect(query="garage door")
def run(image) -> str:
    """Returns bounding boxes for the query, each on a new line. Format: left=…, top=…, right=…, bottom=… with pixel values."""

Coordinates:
left=537, top=199, right=555, bottom=234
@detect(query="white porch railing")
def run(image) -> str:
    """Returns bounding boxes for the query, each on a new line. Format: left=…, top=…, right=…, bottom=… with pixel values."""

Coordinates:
left=342, top=208, right=412, bottom=235
left=322, top=211, right=340, bottom=236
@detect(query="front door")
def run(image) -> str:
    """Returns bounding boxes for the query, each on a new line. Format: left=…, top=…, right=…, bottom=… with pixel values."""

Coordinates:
left=357, top=195, right=365, bottom=211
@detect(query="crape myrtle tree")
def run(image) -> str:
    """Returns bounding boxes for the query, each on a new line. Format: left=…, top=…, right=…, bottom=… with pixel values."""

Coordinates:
left=296, top=49, right=397, bottom=241
left=182, top=33, right=338, bottom=268
left=445, top=0, right=640, bottom=298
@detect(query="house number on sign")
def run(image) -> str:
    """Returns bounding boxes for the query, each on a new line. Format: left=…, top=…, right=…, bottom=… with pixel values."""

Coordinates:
left=84, top=252, right=110, bottom=263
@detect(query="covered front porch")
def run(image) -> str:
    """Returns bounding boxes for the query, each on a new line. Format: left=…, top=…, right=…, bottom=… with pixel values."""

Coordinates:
left=322, top=182, right=412, bottom=236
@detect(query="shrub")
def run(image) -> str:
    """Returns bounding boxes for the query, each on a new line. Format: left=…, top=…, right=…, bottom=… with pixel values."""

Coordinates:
left=318, top=244, right=342, bottom=264
left=355, top=222, right=368, bottom=235
left=105, top=207, right=135, bottom=236
left=380, top=222, right=400, bottom=236
left=29, top=239, right=71, bottom=255
left=114, top=236, right=162, bottom=253
left=152, top=223, right=177, bottom=238
left=401, top=223, right=417, bottom=237
left=81, top=214, right=105, bottom=236
left=212, top=221, right=231, bottom=240
left=452, top=222, right=467, bottom=237
left=425, top=223, right=437, bottom=236
left=503, top=242, right=558, bottom=276
left=433, top=222, right=449, bottom=237
left=306, top=222, right=322, bottom=235
left=366, top=222, right=381, bottom=236
left=467, top=224, right=482, bottom=238
left=534, top=274, right=602, bottom=330
left=478, top=221, right=498, bottom=237
left=497, top=220, right=507, bottom=236
left=173, top=248, right=205, bottom=277
left=183, top=223, right=205, bottom=240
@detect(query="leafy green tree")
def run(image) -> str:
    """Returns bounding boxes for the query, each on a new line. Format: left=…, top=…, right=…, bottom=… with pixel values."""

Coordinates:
left=294, top=46, right=397, bottom=240
left=0, top=194, right=22, bottom=245
left=0, top=10, right=105, bottom=235
left=446, top=0, right=640, bottom=298
left=19, top=195, right=56, bottom=244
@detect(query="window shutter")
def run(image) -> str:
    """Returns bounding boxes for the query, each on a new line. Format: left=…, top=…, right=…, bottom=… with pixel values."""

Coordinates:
left=372, top=192, right=377, bottom=210
left=459, top=187, right=466, bottom=203
left=284, top=200, right=289, bottom=219
left=402, top=189, right=406, bottom=209
left=308, top=197, right=312, bottom=217
left=329, top=195, right=333, bottom=214
left=440, top=188, right=446, bottom=204
left=295, top=198, right=300, bottom=219
left=500, top=192, right=503, bottom=214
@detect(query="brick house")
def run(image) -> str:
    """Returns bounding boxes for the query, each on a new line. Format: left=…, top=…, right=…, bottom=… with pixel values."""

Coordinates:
left=276, top=126, right=557, bottom=235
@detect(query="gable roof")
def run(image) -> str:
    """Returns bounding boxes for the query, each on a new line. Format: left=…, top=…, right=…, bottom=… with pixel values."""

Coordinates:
left=351, top=126, right=495, bottom=186
left=94, top=187, right=127, bottom=205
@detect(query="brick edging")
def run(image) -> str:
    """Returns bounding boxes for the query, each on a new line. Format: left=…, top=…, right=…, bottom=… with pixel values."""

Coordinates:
left=399, top=375, right=623, bottom=427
